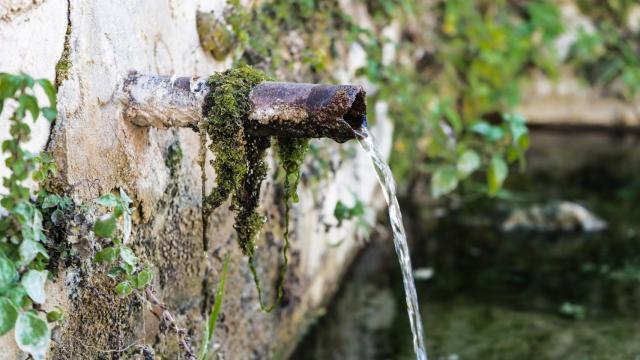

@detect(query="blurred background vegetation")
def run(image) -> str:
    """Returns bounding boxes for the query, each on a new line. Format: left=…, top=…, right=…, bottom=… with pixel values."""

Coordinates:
left=200, top=0, right=639, bottom=198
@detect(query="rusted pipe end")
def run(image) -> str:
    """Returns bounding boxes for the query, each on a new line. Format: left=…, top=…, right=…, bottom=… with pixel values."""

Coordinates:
left=247, top=82, right=367, bottom=143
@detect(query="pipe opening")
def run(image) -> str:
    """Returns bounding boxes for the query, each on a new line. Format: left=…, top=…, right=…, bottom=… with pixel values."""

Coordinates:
left=342, top=88, right=367, bottom=138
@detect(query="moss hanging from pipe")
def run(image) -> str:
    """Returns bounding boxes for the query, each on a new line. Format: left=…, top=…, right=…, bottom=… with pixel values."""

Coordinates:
left=202, top=66, right=309, bottom=311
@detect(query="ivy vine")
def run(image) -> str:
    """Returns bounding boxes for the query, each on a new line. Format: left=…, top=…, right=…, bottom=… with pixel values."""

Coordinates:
left=0, top=72, right=59, bottom=359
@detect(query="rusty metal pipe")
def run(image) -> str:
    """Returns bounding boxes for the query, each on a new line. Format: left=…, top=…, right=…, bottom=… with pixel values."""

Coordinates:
left=119, top=72, right=367, bottom=142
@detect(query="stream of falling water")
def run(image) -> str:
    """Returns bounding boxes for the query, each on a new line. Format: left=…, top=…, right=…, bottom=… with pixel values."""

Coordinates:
left=356, top=125, right=428, bottom=360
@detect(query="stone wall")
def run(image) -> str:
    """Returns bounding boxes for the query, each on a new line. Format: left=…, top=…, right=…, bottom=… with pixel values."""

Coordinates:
left=0, top=1, right=390, bottom=358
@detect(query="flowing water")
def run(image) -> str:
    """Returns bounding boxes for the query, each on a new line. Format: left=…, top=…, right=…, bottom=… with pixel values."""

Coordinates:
left=356, top=126, right=428, bottom=360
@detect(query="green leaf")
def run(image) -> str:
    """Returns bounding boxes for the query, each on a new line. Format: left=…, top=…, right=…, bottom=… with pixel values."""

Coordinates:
left=13, top=201, right=34, bottom=224
left=113, top=204, right=124, bottom=218
left=19, top=239, right=49, bottom=265
left=15, top=311, right=50, bottom=360
left=41, top=194, right=61, bottom=209
left=107, top=266, right=125, bottom=278
left=3, top=285, right=28, bottom=308
left=19, top=94, right=39, bottom=122
left=46, top=308, right=64, bottom=323
left=59, top=196, right=73, bottom=210
left=470, top=121, right=504, bottom=142
left=121, top=262, right=135, bottom=275
left=431, top=166, right=459, bottom=198
left=0, top=73, right=19, bottom=100
left=41, top=107, right=57, bottom=122
left=517, top=133, right=530, bottom=152
left=350, top=199, right=365, bottom=217
left=457, top=150, right=481, bottom=178
left=504, top=113, right=528, bottom=146
left=93, top=214, right=116, bottom=238
left=0, top=256, right=16, bottom=289
left=135, top=270, right=152, bottom=289
left=0, top=297, right=18, bottom=335
left=487, top=156, right=508, bottom=196
left=119, top=188, right=133, bottom=206
left=115, top=281, right=133, bottom=297
left=96, top=194, right=118, bottom=208
left=21, top=270, right=48, bottom=304
left=94, top=247, right=117, bottom=263
left=199, top=254, right=229, bottom=360
left=119, top=247, right=138, bottom=266
left=28, top=209, right=43, bottom=243
left=333, top=201, right=350, bottom=221
left=20, top=73, right=35, bottom=88
left=37, top=79, right=56, bottom=108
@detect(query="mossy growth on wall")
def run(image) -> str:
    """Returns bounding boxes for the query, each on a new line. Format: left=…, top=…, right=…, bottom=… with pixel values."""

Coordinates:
left=203, top=66, right=269, bottom=258
left=203, top=65, right=309, bottom=311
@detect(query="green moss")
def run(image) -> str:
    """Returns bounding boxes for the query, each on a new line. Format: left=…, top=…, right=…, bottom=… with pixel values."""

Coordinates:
left=225, top=0, right=350, bottom=81
left=203, top=65, right=268, bottom=258
left=276, top=138, right=309, bottom=203
left=203, top=66, right=310, bottom=311
left=55, top=12, right=72, bottom=88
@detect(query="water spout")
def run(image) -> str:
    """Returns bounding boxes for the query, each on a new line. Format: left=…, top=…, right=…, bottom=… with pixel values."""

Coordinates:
left=357, top=126, right=428, bottom=360
left=119, top=72, right=367, bottom=142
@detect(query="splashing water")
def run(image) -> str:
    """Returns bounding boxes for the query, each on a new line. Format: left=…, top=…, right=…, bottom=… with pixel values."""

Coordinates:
left=356, top=125, right=428, bottom=360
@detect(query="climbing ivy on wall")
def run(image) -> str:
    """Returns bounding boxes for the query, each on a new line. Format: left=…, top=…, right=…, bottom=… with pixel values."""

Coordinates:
left=0, top=72, right=59, bottom=359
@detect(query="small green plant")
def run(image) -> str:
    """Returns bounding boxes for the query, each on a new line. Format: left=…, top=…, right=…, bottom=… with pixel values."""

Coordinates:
left=92, top=189, right=152, bottom=296
left=333, top=195, right=370, bottom=240
left=334, top=198, right=365, bottom=226
left=90, top=190, right=201, bottom=357
left=198, top=253, right=230, bottom=360
left=0, top=72, right=58, bottom=359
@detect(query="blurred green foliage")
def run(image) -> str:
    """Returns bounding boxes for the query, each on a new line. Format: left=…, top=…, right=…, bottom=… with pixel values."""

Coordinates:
left=372, top=0, right=561, bottom=197
left=204, top=0, right=639, bottom=200
left=571, top=0, right=640, bottom=99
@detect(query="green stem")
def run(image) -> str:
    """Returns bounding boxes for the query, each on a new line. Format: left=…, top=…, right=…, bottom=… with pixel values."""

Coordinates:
left=199, top=253, right=230, bottom=360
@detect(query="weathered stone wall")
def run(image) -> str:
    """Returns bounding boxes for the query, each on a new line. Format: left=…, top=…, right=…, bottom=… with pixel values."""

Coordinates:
left=0, top=1, right=391, bottom=358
